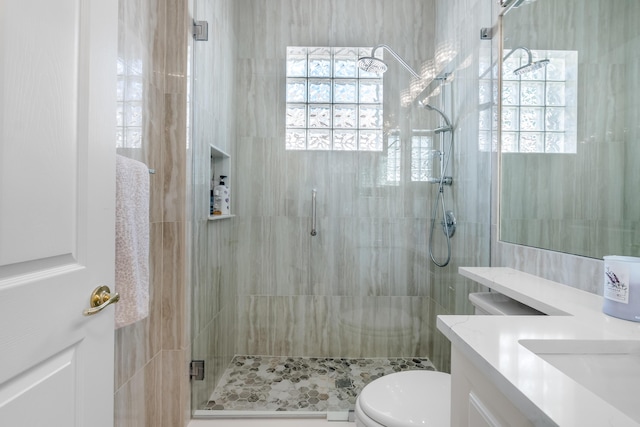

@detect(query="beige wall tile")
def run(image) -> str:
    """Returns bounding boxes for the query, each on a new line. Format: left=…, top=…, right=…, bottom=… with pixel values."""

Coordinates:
left=114, top=355, right=161, bottom=427
left=160, top=349, right=191, bottom=427
left=161, top=221, right=187, bottom=350
left=163, top=93, right=187, bottom=223
left=115, top=0, right=190, bottom=424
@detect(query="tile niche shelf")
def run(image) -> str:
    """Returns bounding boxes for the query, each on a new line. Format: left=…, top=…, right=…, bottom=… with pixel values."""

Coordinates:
left=208, top=144, right=234, bottom=221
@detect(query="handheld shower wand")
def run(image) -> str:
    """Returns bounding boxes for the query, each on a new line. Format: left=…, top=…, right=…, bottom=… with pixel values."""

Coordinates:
left=421, top=101, right=455, bottom=267
left=420, top=102, right=452, bottom=134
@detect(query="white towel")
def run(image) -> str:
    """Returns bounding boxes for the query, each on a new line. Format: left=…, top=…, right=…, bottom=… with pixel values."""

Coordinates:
left=115, top=155, right=150, bottom=328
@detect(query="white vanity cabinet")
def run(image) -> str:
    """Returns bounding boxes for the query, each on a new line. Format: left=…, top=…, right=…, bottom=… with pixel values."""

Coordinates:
left=451, top=347, right=535, bottom=427
left=440, top=267, right=640, bottom=427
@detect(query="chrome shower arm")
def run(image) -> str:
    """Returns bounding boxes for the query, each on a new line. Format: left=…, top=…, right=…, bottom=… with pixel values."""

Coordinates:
left=370, top=44, right=422, bottom=79
left=502, top=46, right=533, bottom=63
left=502, top=46, right=549, bottom=75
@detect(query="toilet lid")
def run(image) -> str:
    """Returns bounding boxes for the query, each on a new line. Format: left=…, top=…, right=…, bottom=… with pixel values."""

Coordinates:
left=358, top=370, right=451, bottom=427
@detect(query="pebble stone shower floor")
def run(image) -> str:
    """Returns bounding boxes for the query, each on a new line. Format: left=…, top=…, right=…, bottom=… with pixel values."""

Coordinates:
left=204, top=355, right=437, bottom=412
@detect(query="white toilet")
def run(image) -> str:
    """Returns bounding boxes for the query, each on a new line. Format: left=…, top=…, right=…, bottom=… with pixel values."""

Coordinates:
left=354, top=291, right=542, bottom=426
left=354, top=370, right=451, bottom=427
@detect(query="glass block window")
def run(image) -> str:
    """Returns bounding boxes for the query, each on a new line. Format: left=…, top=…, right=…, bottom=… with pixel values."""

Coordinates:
left=116, top=57, right=144, bottom=148
left=286, top=47, right=384, bottom=151
left=501, top=50, right=578, bottom=153
left=410, top=131, right=435, bottom=182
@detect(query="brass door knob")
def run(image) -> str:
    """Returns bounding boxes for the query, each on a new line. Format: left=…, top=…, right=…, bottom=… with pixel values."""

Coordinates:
left=83, top=285, right=120, bottom=316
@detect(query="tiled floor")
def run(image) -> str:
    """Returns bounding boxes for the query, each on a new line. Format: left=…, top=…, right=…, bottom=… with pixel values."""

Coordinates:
left=202, top=355, right=436, bottom=413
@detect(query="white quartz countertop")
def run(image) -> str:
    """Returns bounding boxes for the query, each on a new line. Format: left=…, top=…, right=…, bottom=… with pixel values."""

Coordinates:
left=437, top=267, right=640, bottom=427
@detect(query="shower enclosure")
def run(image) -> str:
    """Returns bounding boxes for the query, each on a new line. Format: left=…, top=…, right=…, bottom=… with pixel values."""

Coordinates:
left=189, top=0, right=493, bottom=418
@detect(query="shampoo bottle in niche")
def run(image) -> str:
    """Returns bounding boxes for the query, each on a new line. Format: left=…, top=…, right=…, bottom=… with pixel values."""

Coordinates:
left=214, top=175, right=230, bottom=215
left=209, top=180, right=220, bottom=215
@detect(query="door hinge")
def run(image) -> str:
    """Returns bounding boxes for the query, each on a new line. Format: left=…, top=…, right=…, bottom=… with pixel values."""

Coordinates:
left=193, top=20, right=209, bottom=41
left=190, top=360, right=205, bottom=381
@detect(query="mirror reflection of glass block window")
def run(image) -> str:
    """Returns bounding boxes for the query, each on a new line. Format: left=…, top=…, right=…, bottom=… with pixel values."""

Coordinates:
left=286, top=47, right=384, bottom=151
left=500, top=49, right=578, bottom=153
left=384, top=131, right=401, bottom=185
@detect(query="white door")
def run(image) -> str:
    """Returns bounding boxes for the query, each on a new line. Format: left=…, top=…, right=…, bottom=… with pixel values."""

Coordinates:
left=0, top=0, right=118, bottom=426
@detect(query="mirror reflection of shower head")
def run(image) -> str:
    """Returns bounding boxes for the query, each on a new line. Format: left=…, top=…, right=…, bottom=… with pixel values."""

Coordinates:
left=357, top=44, right=422, bottom=79
left=503, top=46, right=550, bottom=76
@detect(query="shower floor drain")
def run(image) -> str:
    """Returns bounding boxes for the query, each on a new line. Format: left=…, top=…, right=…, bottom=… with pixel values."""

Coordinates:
left=335, top=377, right=354, bottom=389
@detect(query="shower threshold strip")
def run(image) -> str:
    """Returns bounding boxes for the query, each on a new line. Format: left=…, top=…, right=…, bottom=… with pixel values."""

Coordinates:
left=193, top=410, right=349, bottom=421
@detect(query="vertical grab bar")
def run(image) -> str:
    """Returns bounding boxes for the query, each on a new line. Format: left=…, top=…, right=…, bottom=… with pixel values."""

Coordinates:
left=310, top=189, right=317, bottom=236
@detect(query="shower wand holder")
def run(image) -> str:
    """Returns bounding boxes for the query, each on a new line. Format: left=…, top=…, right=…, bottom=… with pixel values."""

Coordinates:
left=427, top=176, right=453, bottom=186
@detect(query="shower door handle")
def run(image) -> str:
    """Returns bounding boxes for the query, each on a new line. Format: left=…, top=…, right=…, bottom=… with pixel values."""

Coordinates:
left=311, top=189, right=317, bottom=236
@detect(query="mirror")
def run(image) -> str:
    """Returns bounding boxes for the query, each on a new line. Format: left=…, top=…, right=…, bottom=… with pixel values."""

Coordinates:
left=499, top=0, right=640, bottom=259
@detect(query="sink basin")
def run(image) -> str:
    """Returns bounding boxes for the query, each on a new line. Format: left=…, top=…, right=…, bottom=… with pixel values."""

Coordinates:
left=519, top=339, right=640, bottom=423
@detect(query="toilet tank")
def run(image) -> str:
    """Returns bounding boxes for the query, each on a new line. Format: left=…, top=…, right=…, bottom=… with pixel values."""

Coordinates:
left=469, top=292, right=544, bottom=315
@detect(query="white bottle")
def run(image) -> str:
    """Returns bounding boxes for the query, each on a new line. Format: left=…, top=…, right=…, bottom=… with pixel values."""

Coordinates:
left=210, top=179, right=217, bottom=215
left=214, top=175, right=230, bottom=215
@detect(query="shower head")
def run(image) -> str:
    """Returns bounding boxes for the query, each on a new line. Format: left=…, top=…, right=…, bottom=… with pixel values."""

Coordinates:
left=503, top=46, right=550, bottom=76
left=420, top=101, right=452, bottom=132
left=357, top=44, right=422, bottom=79
left=513, top=58, right=550, bottom=75
left=357, top=56, right=388, bottom=74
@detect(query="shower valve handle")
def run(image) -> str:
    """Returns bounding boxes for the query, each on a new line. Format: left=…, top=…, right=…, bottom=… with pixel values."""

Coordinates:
left=311, top=189, right=317, bottom=237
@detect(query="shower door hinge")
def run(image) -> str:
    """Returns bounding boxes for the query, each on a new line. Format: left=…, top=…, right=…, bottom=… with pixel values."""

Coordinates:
left=190, top=360, right=205, bottom=381
left=193, top=20, right=209, bottom=41
left=480, top=27, right=493, bottom=40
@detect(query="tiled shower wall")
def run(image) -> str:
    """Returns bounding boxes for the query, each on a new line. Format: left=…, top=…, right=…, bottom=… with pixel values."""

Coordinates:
left=233, top=0, right=492, bottom=373
left=234, top=0, right=436, bottom=362
left=114, top=0, right=192, bottom=426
